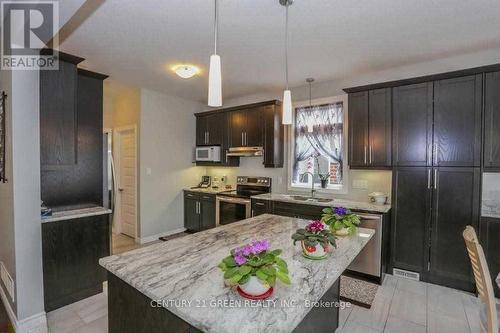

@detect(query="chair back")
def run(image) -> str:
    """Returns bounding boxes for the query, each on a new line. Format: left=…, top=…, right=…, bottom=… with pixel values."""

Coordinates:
left=463, top=226, right=498, bottom=333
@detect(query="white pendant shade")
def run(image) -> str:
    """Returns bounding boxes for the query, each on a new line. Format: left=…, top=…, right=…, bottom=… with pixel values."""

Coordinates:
left=282, top=89, right=292, bottom=125
left=208, top=54, right=222, bottom=107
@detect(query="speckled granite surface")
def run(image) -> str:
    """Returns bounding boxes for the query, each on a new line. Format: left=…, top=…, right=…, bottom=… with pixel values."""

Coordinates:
left=252, top=193, right=391, bottom=213
left=41, top=206, right=111, bottom=223
left=100, top=214, right=374, bottom=333
left=184, top=187, right=232, bottom=194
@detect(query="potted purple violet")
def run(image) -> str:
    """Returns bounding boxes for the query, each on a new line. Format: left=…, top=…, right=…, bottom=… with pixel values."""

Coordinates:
left=218, top=240, right=290, bottom=299
left=291, top=220, right=337, bottom=260
left=321, top=207, right=361, bottom=236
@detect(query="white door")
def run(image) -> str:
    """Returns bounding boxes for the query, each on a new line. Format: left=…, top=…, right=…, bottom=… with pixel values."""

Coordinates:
left=116, top=127, right=137, bottom=238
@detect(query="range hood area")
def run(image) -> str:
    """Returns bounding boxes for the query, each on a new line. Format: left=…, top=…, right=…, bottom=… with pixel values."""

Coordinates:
left=226, top=146, right=263, bottom=157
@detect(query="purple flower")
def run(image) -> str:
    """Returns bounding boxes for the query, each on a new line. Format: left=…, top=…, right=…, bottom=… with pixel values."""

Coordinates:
left=306, top=220, right=325, bottom=233
left=234, top=254, right=247, bottom=265
left=334, top=207, right=348, bottom=216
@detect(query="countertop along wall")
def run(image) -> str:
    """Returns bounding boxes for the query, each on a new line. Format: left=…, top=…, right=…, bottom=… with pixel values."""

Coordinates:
left=139, top=89, right=205, bottom=242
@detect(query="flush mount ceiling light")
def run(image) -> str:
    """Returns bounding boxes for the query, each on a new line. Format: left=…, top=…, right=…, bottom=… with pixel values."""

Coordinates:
left=208, top=0, right=222, bottom=107
left=173, top=65, right=200, bottom=79
left=280, top=0, right=293, bottom=125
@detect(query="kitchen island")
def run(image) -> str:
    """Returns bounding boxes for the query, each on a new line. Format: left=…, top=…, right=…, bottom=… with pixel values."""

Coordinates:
left=100, top=214, right=374, bottom=333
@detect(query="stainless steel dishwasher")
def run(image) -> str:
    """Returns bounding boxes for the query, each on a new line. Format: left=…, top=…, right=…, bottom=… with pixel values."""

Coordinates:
left=347, top=213, right=383, bottom=279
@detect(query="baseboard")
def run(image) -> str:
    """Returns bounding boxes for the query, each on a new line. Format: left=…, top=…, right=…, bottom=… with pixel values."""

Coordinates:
left=0, top=284, right=47, bottom=333
left=138, top=227, right=186, bottom=244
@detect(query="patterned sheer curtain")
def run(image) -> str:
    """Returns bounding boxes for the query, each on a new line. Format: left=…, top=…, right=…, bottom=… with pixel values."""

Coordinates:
left=293, top=102, right=344, bottom=185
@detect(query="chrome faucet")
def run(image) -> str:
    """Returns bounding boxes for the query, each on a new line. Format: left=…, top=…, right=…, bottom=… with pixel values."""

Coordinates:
left=300, top=172, right=316, bottom=198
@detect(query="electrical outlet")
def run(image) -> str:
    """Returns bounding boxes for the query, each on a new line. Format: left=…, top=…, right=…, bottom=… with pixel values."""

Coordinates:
left=352, top=179, right=368, bottom=190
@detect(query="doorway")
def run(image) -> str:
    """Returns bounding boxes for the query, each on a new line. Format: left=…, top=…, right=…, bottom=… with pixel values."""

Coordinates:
left=114, top=126, right=138, bottom=240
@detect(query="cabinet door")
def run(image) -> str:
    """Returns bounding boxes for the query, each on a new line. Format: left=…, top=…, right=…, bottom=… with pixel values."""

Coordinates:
left=251, top=199, right=271, bottom=217
left=368, top=88, right=392, bottom=167
left=391, top=167, right=431, bottom=275
left=393, top=82, right=433, bottom=166
left=196, top=116, right=207, bottom=146
left=263, top=104, right=284, bottom=168
left=480, top=217, right=500, bottom=298
left=200, top=195, right=216, bottom=230
left=206, top=113, right=224, bottom=145
left=484, top=71, right=500, bottom=169
left=40, top=60, right=77, bottom=166
left=245, top=107, right=264, bottom=147
left=348, top=91, right=369, bottom=167
left=229, top=110, right=246, bottom=147
left=429, top=167, right=480, bottom=291
left=184, top=194, right=200, bottom=232
left=434, top=75, right=482, bottom=167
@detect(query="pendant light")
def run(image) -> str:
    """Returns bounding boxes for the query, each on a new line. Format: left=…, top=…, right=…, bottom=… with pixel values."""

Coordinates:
left=208, top=0, right=222, bottom=107
left=306, top=78, right=314, bottom=133
left=280, top=0, right=293, bottom=125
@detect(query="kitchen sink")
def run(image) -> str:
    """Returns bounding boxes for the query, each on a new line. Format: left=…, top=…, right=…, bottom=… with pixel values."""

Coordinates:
left=288, top=195, right=332, bottom=203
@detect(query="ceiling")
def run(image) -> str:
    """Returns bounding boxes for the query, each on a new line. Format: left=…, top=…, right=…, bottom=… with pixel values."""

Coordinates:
left=60, top=0, right=500, bottom=103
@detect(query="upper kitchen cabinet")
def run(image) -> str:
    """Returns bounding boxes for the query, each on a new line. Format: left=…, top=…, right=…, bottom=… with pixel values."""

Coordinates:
left=393, top=82, right=433, bottom=166
left=229, top=107, right=263, bottom=148
left=40, top=54, right=84, bottom=168
left=348, top=89, right=391, bottom=169
left=196, top=112, right=224, bottom=146
left=433, top=75, right=482, bottom=167
left=262, top=102, right=284, bottom=168
left=484, top=71, right=500, bottom=170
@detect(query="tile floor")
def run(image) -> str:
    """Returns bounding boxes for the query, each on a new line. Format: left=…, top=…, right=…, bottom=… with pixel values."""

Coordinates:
left=47, top=274, right=485, bottom=333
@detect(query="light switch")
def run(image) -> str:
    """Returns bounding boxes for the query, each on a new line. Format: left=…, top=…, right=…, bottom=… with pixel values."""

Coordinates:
left=352, top=179, right=368, bottom=189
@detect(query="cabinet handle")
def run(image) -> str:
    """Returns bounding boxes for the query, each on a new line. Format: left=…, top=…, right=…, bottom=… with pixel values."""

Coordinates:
left=433, top=143, right=437, bottom=165
left=207, top=132, right=210, bottom=143
left=369, top=145, right=373, bottom=165
left=433, top=169, right=438, bottom=190
left=245, top=132, right=248, bottom=146
left=427, top=169, right=431, bottom=189
left=255, top=202, right=265, bottom=206
left=364, top=145, right=367, bottom=165
left=241, top=132, right=244, bottom=146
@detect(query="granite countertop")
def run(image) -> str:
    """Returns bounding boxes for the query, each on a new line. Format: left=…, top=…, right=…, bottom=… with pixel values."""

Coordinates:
left=184, top=187, right=232, bottom=195
left=481, top=210, right=500, bottom=219
left=41, top=206, right=112, bottom=223
left=252, top=193, right=391, bottom=214
left=100, top=214, right=374, bottom=333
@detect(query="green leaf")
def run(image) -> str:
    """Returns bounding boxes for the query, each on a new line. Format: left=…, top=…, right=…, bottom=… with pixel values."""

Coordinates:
left=223, top=256, right=237, bottom=267
left=256, top=269, right=268, bottom=281
left=333, top=221, right=344, bottom=230
left=261, top=266, right=276, bottom=276
left=230, top=273, right=243, bottom=284
left=267, top=275, right=276, bottom=287
left=296, top=228, right=307, bottom=235
left=277, top=265, right=289, bottom=274
left=238, top=265, right=252, bottom=276
left=270, top=249, right=282, bottom=256
left=275, top=257, right=288, bottom=270
left=276, top=270, right=291, bottom=285
left=218, top=262, right=227, bottom=271
left=292, top=234, right=306, bottom=241
left=224, top=267, right=239, bottom=279
left=304, top=239, right=318, bottom=247
left=322, top=207, right=333, bottom=214
left=238, top=274, right=250, bottom=285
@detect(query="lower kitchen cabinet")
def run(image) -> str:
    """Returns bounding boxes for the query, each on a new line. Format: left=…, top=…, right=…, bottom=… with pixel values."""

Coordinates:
left=251, top=199, right=272, bottom=217
left=184, top=191, right=216, bottom=232
left=480, top=216, right=500, bottom=298
left=272, top=201, right=324, bottom=220
left=42, top=214, right=110, bottom=312
left=391, top=167, right=480, bottom=292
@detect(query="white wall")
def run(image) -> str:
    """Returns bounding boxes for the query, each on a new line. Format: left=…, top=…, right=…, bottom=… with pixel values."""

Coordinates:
left=139, top=89, right=205, bottom=239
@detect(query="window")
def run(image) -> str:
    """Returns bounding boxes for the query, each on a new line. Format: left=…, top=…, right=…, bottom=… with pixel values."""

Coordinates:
left=289, top=95, right=348, bottom=192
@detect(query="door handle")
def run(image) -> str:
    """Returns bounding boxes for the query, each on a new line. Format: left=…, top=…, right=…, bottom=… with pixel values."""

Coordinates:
left=245, top=132, right=248, bottom=146
left=369, top=145, right=373, bottom=165
left=118, top=188, right=124, bottom=192
left=427, top=169, right=431, bottom=189
left=241, top=132, right=244, bottom=146
left=364, top=145, right=367, bottom=165
left=433, top=169, right=438, bottom=190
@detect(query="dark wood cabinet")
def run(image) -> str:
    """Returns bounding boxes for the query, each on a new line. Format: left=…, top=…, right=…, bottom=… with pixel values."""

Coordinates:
left=433, top=75, right=482, bottom=167
left=348, top=91, right=369, bottom=167
left=393, top=82, right=433, bottom=166
left=184, top=191, right=216, bottom=232
left=196, top=113, right=224, bottom=146
left=229, top=110, right=247, bottom=147
left=40, top=59, right=79, bottom=167
left=263, top=103, right=284, bottom=168
left=391, top=167, right=431, bottom=276
left=480, top=217, right=500, bottom=298
left=272, top=201, right=324, bottom=220
left=251, top=199, right=272, bottom=217
left=42, top=214, right=110, bottom=312
left=229, top=107, right=263, bottom=148
left=428, top=167, right=480, bottom=292
left=484, top=71, right=500, bottom=169
left=368, top=88, right=392, bottom=167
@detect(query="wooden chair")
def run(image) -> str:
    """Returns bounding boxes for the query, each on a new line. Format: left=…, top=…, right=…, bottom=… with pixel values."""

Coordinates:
left=463, top=226, right=499, bottom=333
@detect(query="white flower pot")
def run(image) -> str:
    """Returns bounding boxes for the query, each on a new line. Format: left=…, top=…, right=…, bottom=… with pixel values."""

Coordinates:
left=335, top=227, right=350, bottom=236
left=239, top=275, right=271, bottom=296
left=301, top=241, right=327, bottom=258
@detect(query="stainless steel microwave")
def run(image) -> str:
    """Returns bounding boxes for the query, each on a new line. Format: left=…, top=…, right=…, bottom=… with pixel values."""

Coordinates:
left=195, top=146, right=221, bottom=162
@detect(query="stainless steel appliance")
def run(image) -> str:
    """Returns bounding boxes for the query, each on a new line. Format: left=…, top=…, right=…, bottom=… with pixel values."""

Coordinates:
left=348, top=213, right=383, bottom=278
left=195, top=146, right=221, bottom=162
left=216, top=176, right=271, bottom=226
left=226, top=146, right=263, bottom=157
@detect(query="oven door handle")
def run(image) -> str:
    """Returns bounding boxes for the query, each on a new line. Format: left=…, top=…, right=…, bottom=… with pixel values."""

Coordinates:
left=216, top=196, right=251, bottom=204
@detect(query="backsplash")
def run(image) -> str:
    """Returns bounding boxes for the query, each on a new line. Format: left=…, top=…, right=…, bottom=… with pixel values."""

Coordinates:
left=205, top=157, right=392, bottom=204
left=482, top=173, right=500, bottom=217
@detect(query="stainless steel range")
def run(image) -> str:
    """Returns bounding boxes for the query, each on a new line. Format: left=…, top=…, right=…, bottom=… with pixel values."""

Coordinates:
left=216, top=176, right=271, bottom=226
